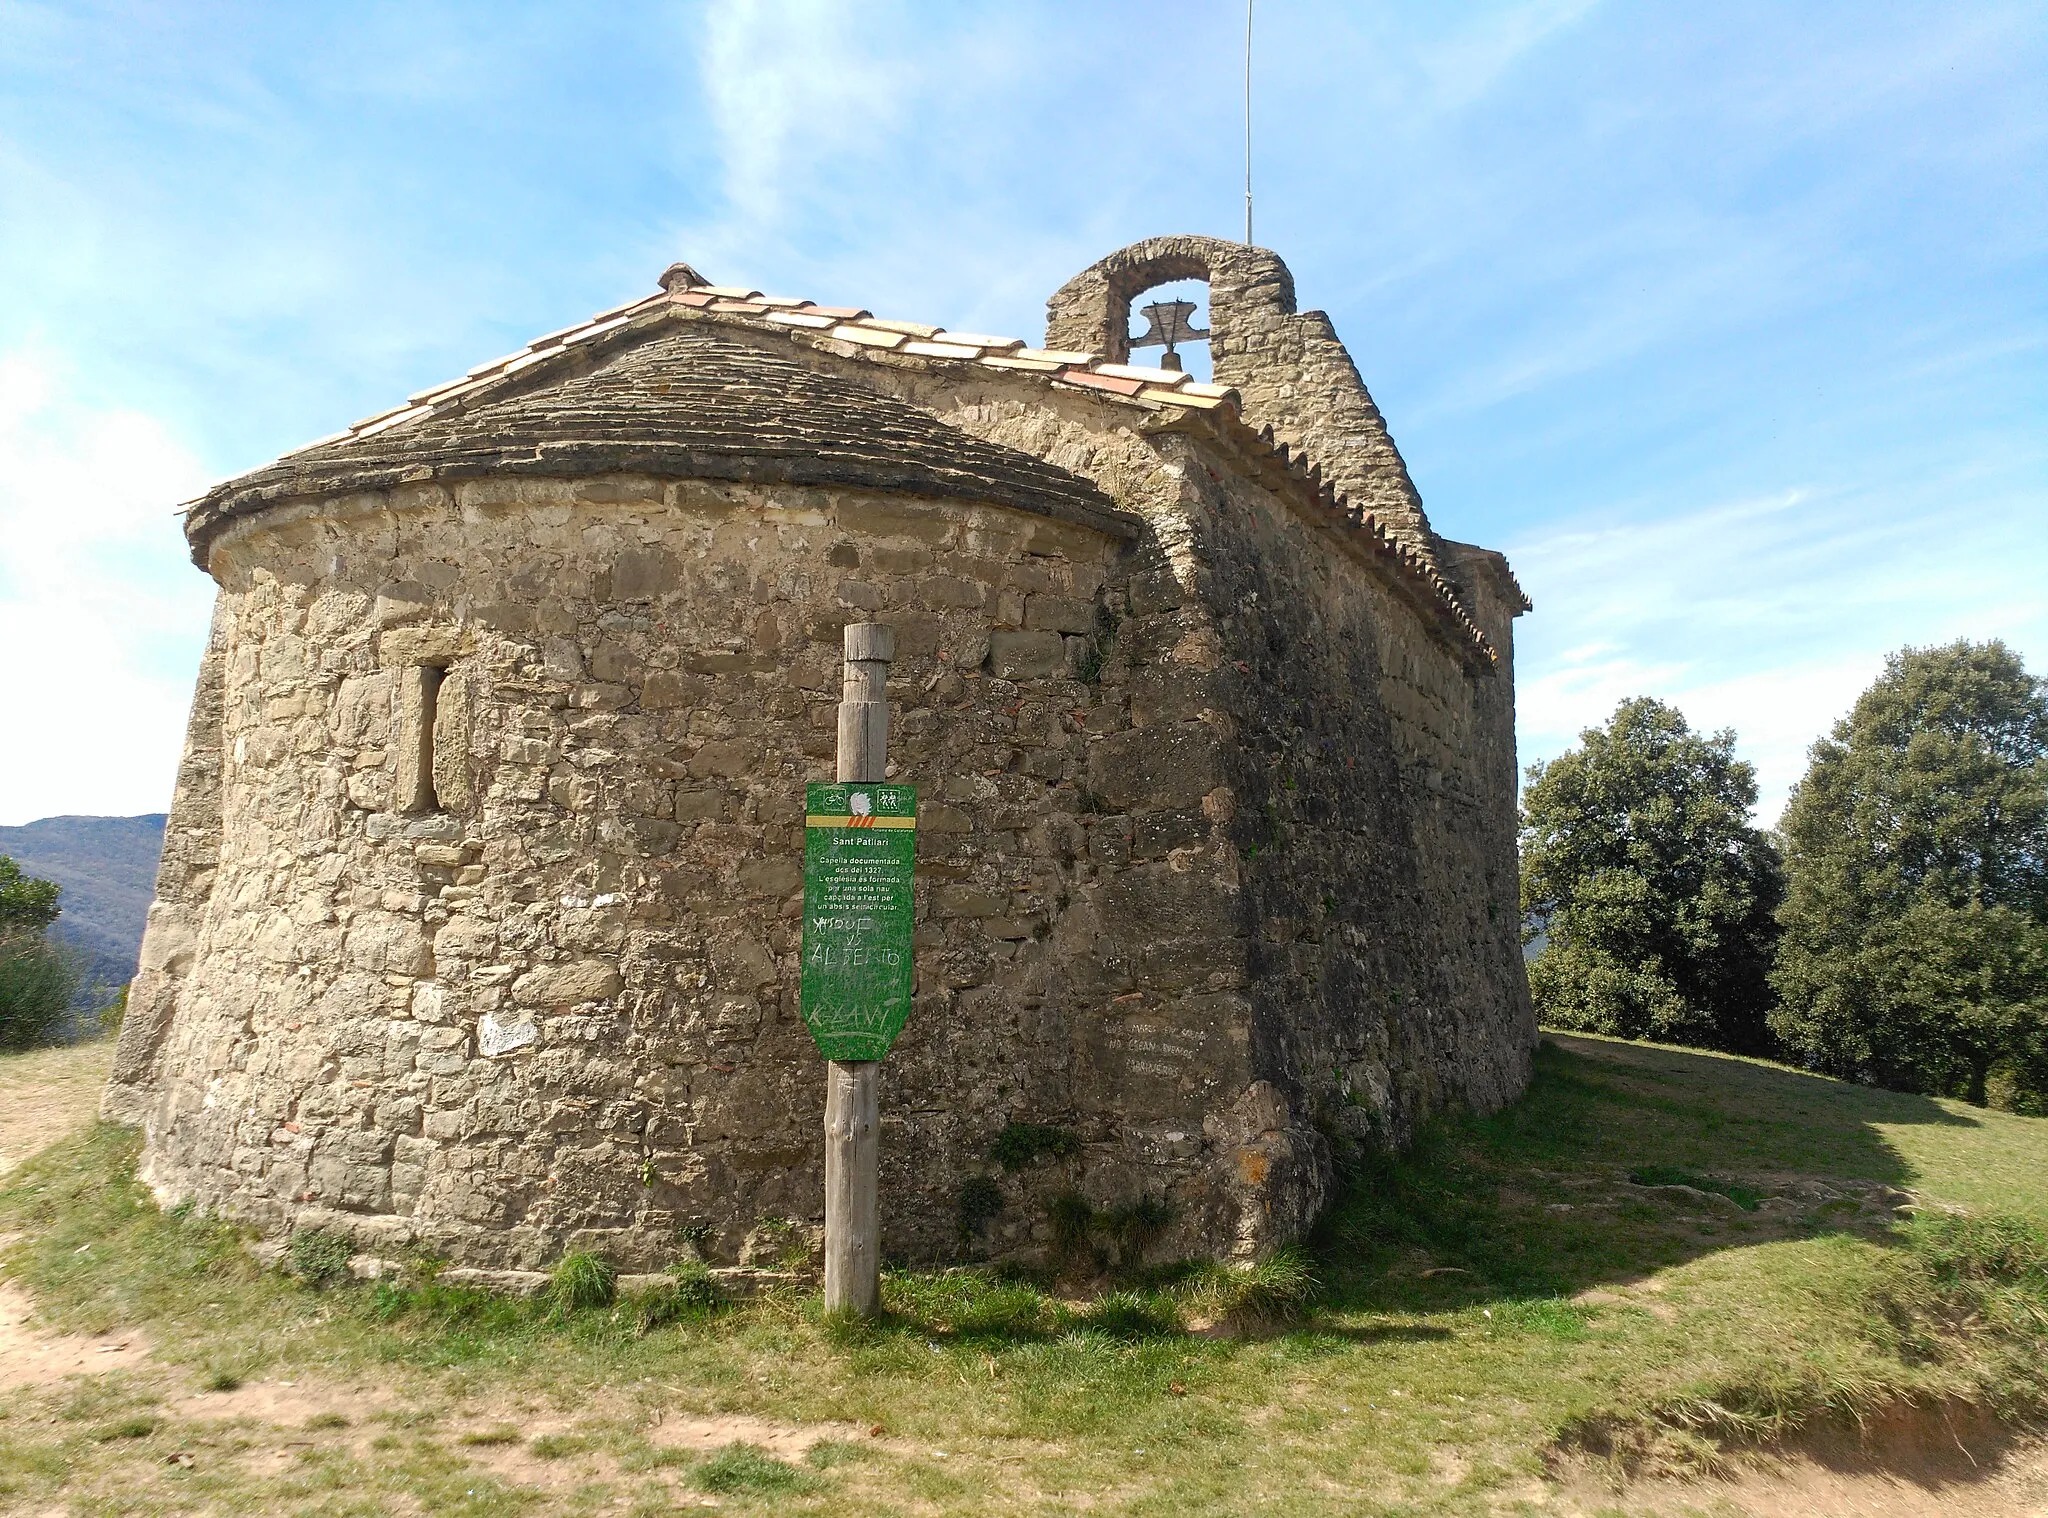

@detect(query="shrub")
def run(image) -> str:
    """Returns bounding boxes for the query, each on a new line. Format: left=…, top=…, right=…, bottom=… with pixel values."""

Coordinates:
left=882, top=1267, right=1059, bottom=1337
left=1177, top=1247, right=1319, bottom=1325
left=988, top=1121, right=1080, bottom=1171
left=0, top=855, right=61, bottom=931
left=957, top=1175, right=1004, bottom=1239
left=286, top=1227, right=354, bottom=1288
left=1078, top=1289, right=1179, bottom=1340
left=1901, top=1211, right=2048, bottom=1288
left=665, top=1256, right=724, bottom=1307
left=1048, top=1191, right=1097, bottom=1270
left=1045, top=1191, right=1175, bottom=1275
left=0, top=929, right=79, bottom=1052
left=98, top=983, right=129, bottom=1039
left=631, top=1259, right=724, bottom=1332
left=1101, top=1195, right=1174, bottom=1264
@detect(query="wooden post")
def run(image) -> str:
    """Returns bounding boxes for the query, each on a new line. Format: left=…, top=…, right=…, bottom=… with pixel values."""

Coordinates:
left=824, top=622, right=892, bottom=1316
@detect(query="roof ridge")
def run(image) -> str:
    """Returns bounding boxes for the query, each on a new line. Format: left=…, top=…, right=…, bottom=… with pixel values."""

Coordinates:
left=227, top=268, right=1500, bottom=663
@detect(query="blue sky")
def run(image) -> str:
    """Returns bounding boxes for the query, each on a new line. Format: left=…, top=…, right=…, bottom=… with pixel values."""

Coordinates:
left=2, top=0, right=2042, bottom=826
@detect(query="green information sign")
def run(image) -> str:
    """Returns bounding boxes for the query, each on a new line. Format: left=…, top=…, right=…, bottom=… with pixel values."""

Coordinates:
left=799, top=782, right=918, bottom=1061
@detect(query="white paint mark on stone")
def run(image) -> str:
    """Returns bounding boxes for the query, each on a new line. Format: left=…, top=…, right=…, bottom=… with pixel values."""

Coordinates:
left=477, top=1012, right=538, bottom=1058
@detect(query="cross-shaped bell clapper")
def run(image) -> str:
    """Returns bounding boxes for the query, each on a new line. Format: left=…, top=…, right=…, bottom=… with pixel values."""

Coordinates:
left=1129, top=299, right=1209, bottom=371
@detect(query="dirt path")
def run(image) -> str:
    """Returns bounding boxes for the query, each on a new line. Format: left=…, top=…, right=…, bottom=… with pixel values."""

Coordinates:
left=0, top=1038, right=113, bottom=1176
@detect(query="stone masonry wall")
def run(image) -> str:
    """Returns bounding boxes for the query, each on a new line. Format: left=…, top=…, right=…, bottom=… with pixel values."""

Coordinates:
left=111, top=472, right=1323, bottom=1270
left=1153, top=434, right=1536, bottom=1178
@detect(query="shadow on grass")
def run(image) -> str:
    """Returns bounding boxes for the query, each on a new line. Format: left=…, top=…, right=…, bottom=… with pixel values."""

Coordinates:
left=1310, top=1033, right=1975, bottom=1318
left=803, top=1034, right=1985, bottom=1353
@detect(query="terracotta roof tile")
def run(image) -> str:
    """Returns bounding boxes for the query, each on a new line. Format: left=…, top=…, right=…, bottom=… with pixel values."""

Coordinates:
left=1142, top=385, right=1229, bottom=409
left=563, top=314, right=634, bottom=345
left=589, top=292, right=670, bottom=324
left=697, top=285, right=762, bottom=299
left=353, top=404, right=432, bottom=439
left=279, top=429, right=354, bottom=458
left=903, top=340, right=985, bottom=360
left=940, top=333, right=1023, bottom=351
left=980, top=354, right=1064, bottom=373
left=754, top=295, right=812, bottom=308
left=1056, top=368, right=1147, bottom=397
left=829, top=324, right=907, bottom=349
left=709, top=299, right=770, bottom=314
left=1095, top=362, right=1188, bottom=386
left=189, top=327, right=1135, bottom=563
left=526, top=322, right=590, bottom=348
left=862, top=318, right=945, bottom=338
left=1015, top=346, right=1096, bottom=364
left=466, top=349, right=531, bottom=378
left=765, top=311, right=838, bottom=329
left=803, top=305, right=871, bottom=320
left=351, top=399, right=420, bottom=428
left=409, top=373, right=482, bottom=404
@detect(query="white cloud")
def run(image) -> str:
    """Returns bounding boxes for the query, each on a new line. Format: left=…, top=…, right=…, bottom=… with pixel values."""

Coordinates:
left=695, top=0, right=915, bottom=236
left=667, top=2, right=1163, bottom=336
left=0, top=348, right=215, bottom=824
left=1510, top=477, right=2048, bottom=824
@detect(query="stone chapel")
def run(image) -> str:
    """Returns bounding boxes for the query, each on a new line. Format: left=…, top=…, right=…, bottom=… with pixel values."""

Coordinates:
left=106, top=236, right=1535, bottom=1274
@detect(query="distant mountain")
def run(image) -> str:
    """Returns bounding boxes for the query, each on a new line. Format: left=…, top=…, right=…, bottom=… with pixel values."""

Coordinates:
left=0, top=814, right=167, bottom=998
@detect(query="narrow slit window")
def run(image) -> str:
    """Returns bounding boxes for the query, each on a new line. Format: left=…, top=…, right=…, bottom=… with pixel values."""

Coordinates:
left=399, top=664, right=446, bottom=814
left=418, top=665, right=445, bottom=812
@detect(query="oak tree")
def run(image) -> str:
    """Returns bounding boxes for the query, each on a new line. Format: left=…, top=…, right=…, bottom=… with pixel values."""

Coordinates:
left=1771, top=640, right=2048, bottom=1108
left=1520, top=698, right=1783, bottom=1053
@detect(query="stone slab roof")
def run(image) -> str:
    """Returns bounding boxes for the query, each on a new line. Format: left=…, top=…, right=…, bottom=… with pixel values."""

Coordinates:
left=188, top=264, right=1519, bottom=664
left=186, top=325, right=1136, bottom=566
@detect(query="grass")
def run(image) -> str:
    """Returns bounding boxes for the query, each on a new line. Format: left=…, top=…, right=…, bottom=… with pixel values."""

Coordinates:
left=1, top=1031, right=2045, bottom=1513
left=545, top=1251, right=617, bottom=1314
left=692, top=1440, right=821, bottom=1495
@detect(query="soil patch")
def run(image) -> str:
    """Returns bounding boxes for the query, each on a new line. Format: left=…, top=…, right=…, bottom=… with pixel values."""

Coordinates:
left=0, top=1279, right=149, bottom=1390
left=0, top=1040, right=112, bottom=1177
left=168, top=1374, right=399, bottom=1426
left=1554, top=1402, right=2048, bottom=1517
left=643, top=1408, right=872, bottom=1457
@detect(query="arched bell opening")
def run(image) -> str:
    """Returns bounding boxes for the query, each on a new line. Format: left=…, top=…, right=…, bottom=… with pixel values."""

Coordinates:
left=1126, top=279, right=1212, bottom=381
left=1043, top=234, right=1296, bottom=368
